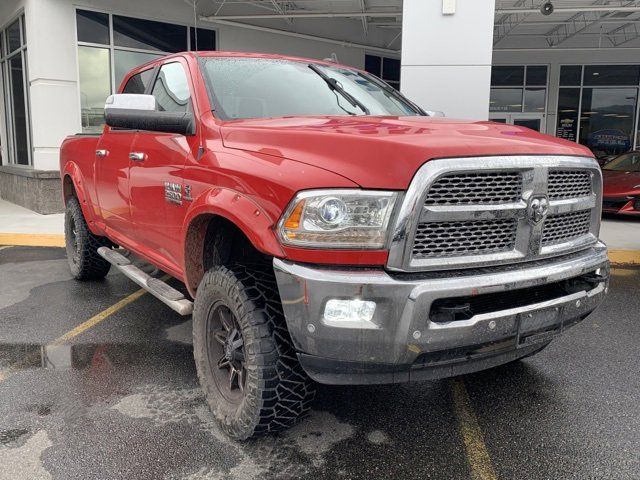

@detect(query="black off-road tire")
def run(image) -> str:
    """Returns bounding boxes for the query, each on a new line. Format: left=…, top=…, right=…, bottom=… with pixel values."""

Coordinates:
left=193, top=264, right=316, bottom=440
left=64, top=196, right=111, bottom=280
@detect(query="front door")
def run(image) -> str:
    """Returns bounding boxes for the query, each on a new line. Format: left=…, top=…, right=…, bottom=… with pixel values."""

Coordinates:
left=95, top=130, right=137, bottom=238
left=129, top=59, right=200, bottom=273
left=490, top=113, right=546, bottom=133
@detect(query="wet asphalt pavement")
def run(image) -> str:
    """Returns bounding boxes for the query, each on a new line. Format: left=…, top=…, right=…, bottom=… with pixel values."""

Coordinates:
left=0, top=246, right=638, bottom=480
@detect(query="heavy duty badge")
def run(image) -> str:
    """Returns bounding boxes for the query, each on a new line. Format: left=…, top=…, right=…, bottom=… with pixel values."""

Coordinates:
left=164, top=182, right=182, bottom=205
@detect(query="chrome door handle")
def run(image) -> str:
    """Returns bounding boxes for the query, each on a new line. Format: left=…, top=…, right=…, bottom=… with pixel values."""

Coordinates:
left=96, top=149, right=108, bottom=157
left=129, top=152, right=146, bottom=162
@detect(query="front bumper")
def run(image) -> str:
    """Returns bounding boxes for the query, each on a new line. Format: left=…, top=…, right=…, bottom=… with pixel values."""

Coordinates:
left=273, top=243, right=610, bottom=385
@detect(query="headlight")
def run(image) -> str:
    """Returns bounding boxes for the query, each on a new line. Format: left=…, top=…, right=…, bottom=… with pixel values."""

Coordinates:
left=278, top=189, right=398, bottom=248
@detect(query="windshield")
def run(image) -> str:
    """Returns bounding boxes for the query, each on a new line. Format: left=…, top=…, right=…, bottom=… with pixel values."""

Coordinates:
left=603, top=152, right=640, bottom=172
left=199, top=57, right=422, bottom=120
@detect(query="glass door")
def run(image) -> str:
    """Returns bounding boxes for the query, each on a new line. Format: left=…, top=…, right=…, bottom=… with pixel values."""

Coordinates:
left=490, top=113, right=546, bottom=133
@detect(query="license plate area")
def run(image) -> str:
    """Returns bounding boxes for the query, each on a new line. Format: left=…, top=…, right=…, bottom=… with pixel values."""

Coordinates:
left=517, top=308, right=561, bottom=347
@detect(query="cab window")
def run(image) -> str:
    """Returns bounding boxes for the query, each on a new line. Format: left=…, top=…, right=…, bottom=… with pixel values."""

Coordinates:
left=122, top=69, right=154, bottom=94
left=151, top=62, right=191, bottom=113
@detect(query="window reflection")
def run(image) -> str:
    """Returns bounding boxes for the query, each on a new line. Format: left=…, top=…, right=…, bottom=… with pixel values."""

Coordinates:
left=579, top=88, right=637, bottom=158
left=114, top=50, right=162, bottom=90
left=152, top=63, right=191, bottom=113
left=489, top=88, right=522, bottom=112
left=78, top=46, right=111, bottom=133
left=113, top=15, right=187, bottom=52
left=524, top=88, right=546, bottom=112
left=9, top=54, right=29, bottom=164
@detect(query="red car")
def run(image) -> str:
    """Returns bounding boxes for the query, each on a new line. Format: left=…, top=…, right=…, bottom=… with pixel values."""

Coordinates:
left=602, top=151, right=640, bottom=216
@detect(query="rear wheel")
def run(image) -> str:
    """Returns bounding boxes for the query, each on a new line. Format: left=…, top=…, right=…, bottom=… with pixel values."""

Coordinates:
left=64, top=197, right=111, bottom=280
left=193, top=264, right=315, bottom=440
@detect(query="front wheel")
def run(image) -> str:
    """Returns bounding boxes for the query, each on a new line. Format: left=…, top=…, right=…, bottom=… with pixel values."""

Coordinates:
left=192, top=264, right=315, bottom=440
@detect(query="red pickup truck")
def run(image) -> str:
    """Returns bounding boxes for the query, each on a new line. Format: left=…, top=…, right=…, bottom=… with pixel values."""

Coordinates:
left=60, top=52, right=609, bottom=440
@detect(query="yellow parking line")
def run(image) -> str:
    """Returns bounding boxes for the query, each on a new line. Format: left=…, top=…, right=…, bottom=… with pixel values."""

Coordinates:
left=0, top=233, right=65, bottom=247
left=0, top=288, right=147, bottom=384
left=51, top=288, right=147, bottom=345
left=450, top=378, right=498, bottom=480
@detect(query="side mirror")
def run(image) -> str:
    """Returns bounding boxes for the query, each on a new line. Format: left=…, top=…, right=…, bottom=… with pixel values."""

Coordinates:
left=104, top=94, right=195, bottom=135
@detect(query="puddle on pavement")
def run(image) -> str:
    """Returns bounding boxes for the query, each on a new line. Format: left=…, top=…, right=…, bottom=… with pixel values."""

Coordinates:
left=0, top=341, right=194, bottom=372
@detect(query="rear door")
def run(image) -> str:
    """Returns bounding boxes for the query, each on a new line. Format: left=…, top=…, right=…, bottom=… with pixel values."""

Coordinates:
left=94, top=68, right=155, bottom=240
left=128, top=58, right=200, bottom=271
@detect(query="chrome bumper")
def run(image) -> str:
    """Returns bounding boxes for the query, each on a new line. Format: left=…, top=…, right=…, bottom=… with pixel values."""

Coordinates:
left=273, top=243, right=609, bottom=384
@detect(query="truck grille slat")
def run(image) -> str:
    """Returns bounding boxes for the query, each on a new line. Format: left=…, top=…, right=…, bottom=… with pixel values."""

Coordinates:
left=412, top=219, right=517, bottom=258
left=424, top=172, right=522, bottom=205
left=394, top=157, right=601, bottom=271
left=548, top=170, right=592, bottom=199
left=542, top=210, right=592, bottom=246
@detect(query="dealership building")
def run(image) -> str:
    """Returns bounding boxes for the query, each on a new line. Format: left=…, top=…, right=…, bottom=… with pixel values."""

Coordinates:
left=1, top=0, right=640, bottom=213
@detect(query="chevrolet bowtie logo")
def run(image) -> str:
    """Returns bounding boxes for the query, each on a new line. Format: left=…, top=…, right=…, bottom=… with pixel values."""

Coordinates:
left=528, top=196, right=549, bottom=224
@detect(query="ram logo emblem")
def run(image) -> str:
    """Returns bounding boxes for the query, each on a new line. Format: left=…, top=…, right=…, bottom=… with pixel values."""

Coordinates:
left=528, top=195, right=549, bottom=225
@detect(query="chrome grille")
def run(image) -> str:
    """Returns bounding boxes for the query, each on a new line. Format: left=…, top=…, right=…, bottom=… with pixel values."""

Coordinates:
left=412, top=219, right=517, bottom=258
left=542, top=210, right=592, bottom=246
left=548, top=170, right=592, bottom=199
left=424, top=171, right=522, bottom=205
left=387, top=156, right=602, bottom=273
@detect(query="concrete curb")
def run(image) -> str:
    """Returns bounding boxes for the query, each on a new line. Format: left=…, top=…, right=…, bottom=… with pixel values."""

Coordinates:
left=0, top=234, right=639, bottom=266
left=0, top=233, right=65, bottom=247
left=608, top=250, right=640, bottom=266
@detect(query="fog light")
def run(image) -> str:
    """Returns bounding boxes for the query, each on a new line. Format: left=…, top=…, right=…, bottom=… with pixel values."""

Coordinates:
left=634, top=198, right=640, bottom=210
left=323, top=299, right=377, bottom=329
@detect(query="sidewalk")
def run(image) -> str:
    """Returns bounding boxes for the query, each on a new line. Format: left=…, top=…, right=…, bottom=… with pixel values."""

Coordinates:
left=0, top=198, right=64, bottom=247
left=0, top=198, right=638, bottom=263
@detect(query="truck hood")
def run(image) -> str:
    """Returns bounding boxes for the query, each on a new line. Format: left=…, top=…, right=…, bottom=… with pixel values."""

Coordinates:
left=220, top=116, right=592, bottom=189
left=602, top=169, right=640, bottom=196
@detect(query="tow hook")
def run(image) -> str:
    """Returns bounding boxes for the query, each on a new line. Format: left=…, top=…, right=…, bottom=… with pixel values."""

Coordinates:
left=431, top=302, right=472, bottom=322
left=582, top=271, right=608, bottom=287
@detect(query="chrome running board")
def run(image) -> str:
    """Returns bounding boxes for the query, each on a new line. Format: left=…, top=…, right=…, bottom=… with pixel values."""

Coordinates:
left=97, top=247, right=193, bottom=316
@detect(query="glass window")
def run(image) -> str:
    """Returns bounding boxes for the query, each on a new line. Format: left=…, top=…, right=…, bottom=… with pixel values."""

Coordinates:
left=152, top=62, right=191, bottom=113
left=382, top=58, right=400, bottom=82
left=113, top=15, right=187, bottom=53
left=9, top=54, right=29, bottom=164
left=7, top=20, right=21, bottom=53
left=560, top=65, right=582, bottom=86
left=556, top=88, right=580, bottom=142
left=602, top=151, right=640, bottom=172
left=579, top=87, right=637, bottom=158
left=526, top=66, right=547, bottom=86
left=76, top=10, right=110, bottom=45
left=114, top=50, right=162, bottom=90
left=365, top=55, right=382, bottom=77
left=524, top=88, right=546, bottom=112
left=583, top=65, right=640, bottom=86
left=122, top=68, right=155, bottom=94
left=489, top=88, right=523, bottom=112
left=78, top=46, right=111, bottom=132
left=190, top=28, right=216, bottom=50
left=199, top=58, right=421, bottom=120
left=491, top=66, right=524, bottom=86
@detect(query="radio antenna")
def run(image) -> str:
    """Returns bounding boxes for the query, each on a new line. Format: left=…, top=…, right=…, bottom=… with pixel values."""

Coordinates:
left=192, top=0, right=198, bottom=50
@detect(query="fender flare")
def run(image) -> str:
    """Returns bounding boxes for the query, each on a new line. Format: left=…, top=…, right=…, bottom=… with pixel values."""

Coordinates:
left=61, top=162, right=97, bottom=227
left=181, top=187, right=285, bottom=295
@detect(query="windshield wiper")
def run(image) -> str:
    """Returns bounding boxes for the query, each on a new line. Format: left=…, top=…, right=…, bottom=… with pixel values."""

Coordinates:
left=308, top=63, right=370, bottom=115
